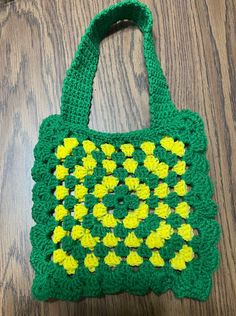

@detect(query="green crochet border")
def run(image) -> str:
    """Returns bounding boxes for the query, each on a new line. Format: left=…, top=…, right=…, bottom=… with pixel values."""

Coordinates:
left=30, top=109, right=220, bottom=301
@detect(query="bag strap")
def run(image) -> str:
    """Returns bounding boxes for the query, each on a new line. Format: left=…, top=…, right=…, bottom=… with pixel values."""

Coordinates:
left=61, top=0, right=177, bottom=128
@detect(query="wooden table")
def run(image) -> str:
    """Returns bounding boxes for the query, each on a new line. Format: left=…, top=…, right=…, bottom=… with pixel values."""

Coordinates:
left=0, top=0, right=235, bottom=315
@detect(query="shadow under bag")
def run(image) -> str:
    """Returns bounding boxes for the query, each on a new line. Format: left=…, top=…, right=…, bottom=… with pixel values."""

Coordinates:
left=30, top=0, right=220, bottom=301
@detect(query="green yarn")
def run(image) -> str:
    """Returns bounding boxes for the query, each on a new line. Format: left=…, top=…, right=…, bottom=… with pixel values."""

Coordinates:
left=30, top=0, right=220, bottom=302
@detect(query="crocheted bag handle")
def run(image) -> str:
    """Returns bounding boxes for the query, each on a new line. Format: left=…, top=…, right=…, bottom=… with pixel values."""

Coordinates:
left=61, top=0, right=177, bottom=128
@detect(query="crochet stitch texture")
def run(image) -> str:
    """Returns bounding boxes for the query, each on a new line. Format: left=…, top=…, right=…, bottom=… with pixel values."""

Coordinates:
left=30, top=0, right=220, bottom=301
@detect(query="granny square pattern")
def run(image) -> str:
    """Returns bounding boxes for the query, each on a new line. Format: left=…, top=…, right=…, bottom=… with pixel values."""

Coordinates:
left=30, top=0, right=220, bottom=302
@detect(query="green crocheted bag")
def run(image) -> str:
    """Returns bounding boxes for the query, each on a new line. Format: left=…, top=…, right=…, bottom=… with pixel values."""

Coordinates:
left=30, top=0, right=220, bottom=301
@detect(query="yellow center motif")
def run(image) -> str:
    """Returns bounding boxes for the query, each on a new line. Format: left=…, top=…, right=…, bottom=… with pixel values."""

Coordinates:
left=52, top=136, right=195, bottom=275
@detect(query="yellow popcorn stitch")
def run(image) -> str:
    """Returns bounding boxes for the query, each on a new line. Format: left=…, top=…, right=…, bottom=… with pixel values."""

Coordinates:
left=55, top=185, right=69, bottom=200
left=104, top=251, right=122, bottom=267
left=103, top=233, right=120, bottom=248
left=53, top=249, right=67, bottom=264
left=71, top=225, right=85, bottom=240
left=63, top=255, right=78, bottom=275
left=177, top=224, right=194, bottom=241
left=140, top=141, right=155, bottom=155
left=170, top=253, right=186, bottom=270
left=101, top=214, right=117, bottom=228
left=160, top=136, right=174, bottom=151
left=136, top=184, right=150, bottom=200
left=134, top=202, right=149, bottom=220
left=179, top=245, right=194, bottom=262
left=170, top=245, right=194, bottom=271
left=56, top=145, right=71, bottom=160
left=74, top=184, right=88, bottom=200
left=81, top=231, right=99, bottom=249
left=120, top=143, right=135, bottom=157
left=102, top=176, right=119, bottom=191
left=174, top=180, right=187, bottom=196
left=124, top=232, right=142, bottom=248
left=144, top=155, right=159, bottom=172
left=82, top=140, right=96, bottom=154
left=125, top=177, right=140, bottom=191
left=84, top=253, right=99, bottom=272
left=52, top=226, right=67, bottom=244
left=64, top=138, right=79, bottom=150
left=102, top=159, right=117, bottom=174
left=172, top=140, right=185, bottom=157
left=172, top=160, right=186, bottom=175
left=123, top=213, right=139, bottom=229
left=93, top=203, right=107, bottom=218
left=123, top=158, right=138, bottom=173
left=73, top=165, right=87, bottom=180
left=153, top=162, right=169, bottom=179
left=93, top=184, right=108, bottom=199
left=154, top=183, right=169, bottom=199
left=54, top=205, right=69, bottom=221
left=175, top=201, right=190, bottom=219
left=156, top=221, right=173, bottom=239
left=55, top=165, right=69, bottom=180
left=101, top=143, right=115, bottom=157
left=146, top=231, right=164, bottom=249
left=74, top=204, right=88, bottom=220
left=154, top=202, right=171, bottom=219
left=126, top=251, right=143, bottom=266
left=149, top=251, right=165, bottom=267
left=82, top=155, right=97, bottom=171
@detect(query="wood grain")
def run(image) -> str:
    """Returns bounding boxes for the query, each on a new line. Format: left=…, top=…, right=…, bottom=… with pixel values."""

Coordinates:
left=0, top=0, right=235, bottom=315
